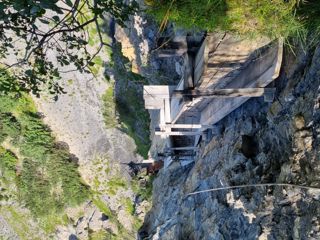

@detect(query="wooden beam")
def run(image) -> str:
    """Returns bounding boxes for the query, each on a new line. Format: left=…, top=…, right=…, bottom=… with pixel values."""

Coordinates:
left=173, top=88, right=276, bottom=98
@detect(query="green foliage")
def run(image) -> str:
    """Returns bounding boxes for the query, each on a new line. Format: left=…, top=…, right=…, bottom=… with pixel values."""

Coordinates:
left=0, top=70, right=89, bottom=219
left=92, top=197, right=115, bottom=220
left=102, top=85, right=117, bottom=129
left=295, top=1, right=320, bottom=45
left=0, top=147, right=17, bottom=175
left=17, top=151, right=88, bottom=216
left=0, top=206, right=43, bottom=240
left=38, top=213, right=70, bottom=234
left=116, top=90, right=151, bottom=159
left=0, top=69, right=22, bottom=95
left=148, top=0, right=227, bottom=31
left=226, top=0, right=301, bottom=39
left=89, top=230, right=109, bottom=240
left=0, top=0, right=138, bottom=95
left=92, top=196, right=135, bottom=240
left=122, top=197, right=135, bottom=215
left=89, top=56, right=104, bottom=76
left=147, top=0, right=320, bottom=42
left=108, top=44, right=151, bottom=159
left=107, top=176, right=127, bottom=196
left=131, top=175, right=155, bottom=202
left=18, top=113, right=54, bottom=161
left=0, top=113, right=20, bottom=142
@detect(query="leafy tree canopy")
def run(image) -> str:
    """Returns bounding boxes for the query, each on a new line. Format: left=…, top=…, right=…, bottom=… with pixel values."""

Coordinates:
left=0, top=0, right=138, bottom=97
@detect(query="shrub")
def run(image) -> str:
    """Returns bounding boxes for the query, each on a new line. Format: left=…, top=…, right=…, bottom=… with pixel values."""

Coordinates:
left=0, top=69, right=22, bottom=95
left=0, top=112, right=20, bottom=142
left=0, top=147, right=17, bottom=174
left=0, top=70, right=89, bottom=218
left=17, top=153, right=88, bottom=216
left=17, top=158, right=60, bottom=216
left=16, top=118, right=89, bottom=216
left=19, top=113, right=54, bottom=161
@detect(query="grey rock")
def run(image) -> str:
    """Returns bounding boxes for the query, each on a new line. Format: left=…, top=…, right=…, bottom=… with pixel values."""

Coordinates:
left=141, top=43, right=320, bottom=240
left=0, top=215, right=19, bottom=240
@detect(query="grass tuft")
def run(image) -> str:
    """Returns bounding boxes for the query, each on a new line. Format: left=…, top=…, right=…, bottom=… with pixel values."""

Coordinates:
left=147, top=0, right=320, bottom=44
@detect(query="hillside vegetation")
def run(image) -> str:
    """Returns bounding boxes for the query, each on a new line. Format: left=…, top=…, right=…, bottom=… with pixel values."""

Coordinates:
left=0, top=68, right=151, bottom=237
left=0, top=69, right=89, bottom=232
left=147, top=0, right=320, bottom=41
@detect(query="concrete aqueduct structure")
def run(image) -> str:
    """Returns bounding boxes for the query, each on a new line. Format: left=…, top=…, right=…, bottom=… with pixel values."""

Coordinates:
left=144, top=33, right=283, bottom=166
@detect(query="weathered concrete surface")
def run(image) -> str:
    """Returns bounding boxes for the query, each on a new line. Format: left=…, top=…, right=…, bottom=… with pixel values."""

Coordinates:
left=197, top=33, right=270, bottom=89
left=200, top=39, right=283, bottom=126
left=140, top=44, right=320, bottom=239
left=173, top=37, right=282, bottom=128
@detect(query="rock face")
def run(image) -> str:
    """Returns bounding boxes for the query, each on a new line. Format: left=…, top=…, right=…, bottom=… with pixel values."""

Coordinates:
left=56, top=201, right=120, bottom=239
left=0, top=2, right=181, bottom=239
left=140, top=45, right=320, bottom=239
left=113, top=9, right=185, bottom=160
left=0, top=215, right=19, bottom=240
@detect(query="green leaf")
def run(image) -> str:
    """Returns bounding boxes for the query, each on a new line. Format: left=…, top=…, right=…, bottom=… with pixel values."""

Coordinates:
left=39, top=19, right=50, bottom=24
left=52, top=16, right=60, bottom=22
left=25, top=70, right=33, bottom=77
left=65, top=0, right=73, bottom=7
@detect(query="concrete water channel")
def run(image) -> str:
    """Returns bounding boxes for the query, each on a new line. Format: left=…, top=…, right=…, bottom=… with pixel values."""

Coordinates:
left=144, top=33, right=283, bottom=167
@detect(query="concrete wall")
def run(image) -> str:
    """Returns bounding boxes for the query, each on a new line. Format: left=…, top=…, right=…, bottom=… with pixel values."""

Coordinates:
left=200, top=40, right=283, bottom=126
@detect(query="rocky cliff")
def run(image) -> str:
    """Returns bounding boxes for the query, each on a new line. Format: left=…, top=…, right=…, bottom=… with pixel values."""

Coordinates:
left=0, top=9, right=154, bottom=240
left=140, top=44, right=320, bottom=239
